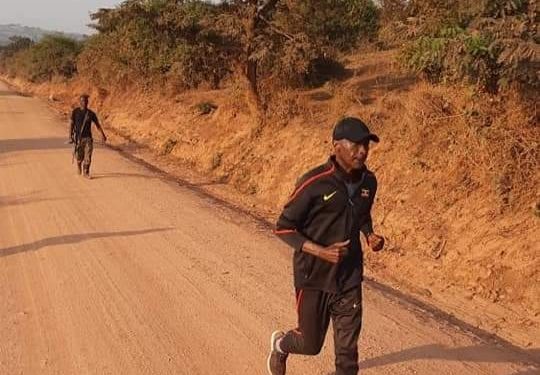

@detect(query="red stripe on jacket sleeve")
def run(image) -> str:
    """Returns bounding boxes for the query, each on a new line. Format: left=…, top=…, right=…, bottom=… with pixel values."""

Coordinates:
left=273, top=229, right=298, bottom=235
left=286, top=165, right=335, bottom=205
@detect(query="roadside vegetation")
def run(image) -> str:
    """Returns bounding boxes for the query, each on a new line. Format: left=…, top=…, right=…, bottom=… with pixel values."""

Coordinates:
left=1, top=0, right=536, bottom=95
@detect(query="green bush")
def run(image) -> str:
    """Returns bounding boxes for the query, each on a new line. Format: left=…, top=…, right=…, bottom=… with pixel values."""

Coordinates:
left=276, top=0, right=379, bottom=51
left=79, top=0, right=237, bottom=90
left=400, top=0, right=538, bottom=92
left=233, top=0, right=379, bottom=89
left=0, top=36, right=34, bottom=73
left=31, top=35, right=83, bottom=81
left=1, top=35, right=82, bottom=82
left=402, top=26, right=500, bottom=89
left=78, top=0, right=380, bottom=92
left=0, top=36, right=34, bottom=59
left=401, top=35, right=448, bottom=82
left=1, top=0, right=384, bottom=96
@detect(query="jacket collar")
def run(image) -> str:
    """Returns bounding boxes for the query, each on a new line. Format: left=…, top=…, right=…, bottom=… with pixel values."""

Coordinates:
left=328, top=155, right=367, bottom=183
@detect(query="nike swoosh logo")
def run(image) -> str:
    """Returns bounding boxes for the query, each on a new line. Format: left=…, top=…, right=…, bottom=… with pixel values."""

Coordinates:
left=323, top=191, right=337, bottom=201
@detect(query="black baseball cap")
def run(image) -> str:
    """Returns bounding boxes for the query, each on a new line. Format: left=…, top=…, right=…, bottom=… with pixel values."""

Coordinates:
left=332, top=117, right=379, bottom=143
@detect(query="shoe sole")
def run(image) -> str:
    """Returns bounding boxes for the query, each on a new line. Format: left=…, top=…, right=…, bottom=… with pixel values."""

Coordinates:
left=267, top=330, right=282, bottom=375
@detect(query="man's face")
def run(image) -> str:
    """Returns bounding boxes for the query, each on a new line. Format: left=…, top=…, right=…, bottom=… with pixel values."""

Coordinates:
left=80, top=97, right=89, bottom=109
left=334, top=138, right=370, bottom=171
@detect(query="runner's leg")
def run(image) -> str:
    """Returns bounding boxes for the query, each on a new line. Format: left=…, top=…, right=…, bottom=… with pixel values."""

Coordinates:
left=279, top=289, right=331, bottom=355
left=330, top=286, right=363, bottom=375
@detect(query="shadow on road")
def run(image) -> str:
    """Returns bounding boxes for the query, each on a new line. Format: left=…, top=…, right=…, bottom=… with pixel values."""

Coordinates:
left=0, top=161, right=25, bottom=167
left=0, top=89, right=30, bottom=97
left=0, top=228, right=173, bottom=258
left=0, top=191, right=61, bottom=208
left=91, top=172, right=158, bottom=180
left=358, top=344, right=540, bottom=370
left=0, top=90, right=16, bottom=97
left=0, top=137, right=69, bottom=154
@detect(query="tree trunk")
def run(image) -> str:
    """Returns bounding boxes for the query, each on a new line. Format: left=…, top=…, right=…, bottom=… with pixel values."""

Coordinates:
left=244, top=0, right=280, bottom=102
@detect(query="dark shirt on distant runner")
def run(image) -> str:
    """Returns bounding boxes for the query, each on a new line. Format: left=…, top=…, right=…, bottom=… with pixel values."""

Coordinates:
left=71, top=108, right=98, bottom=139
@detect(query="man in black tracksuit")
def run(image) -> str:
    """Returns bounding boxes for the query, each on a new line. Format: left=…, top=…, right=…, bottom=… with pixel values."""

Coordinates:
left=267, top=117, right=385, bottom=375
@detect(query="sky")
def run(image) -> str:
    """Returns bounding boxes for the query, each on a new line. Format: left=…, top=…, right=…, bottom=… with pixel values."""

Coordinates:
left=0, top=0, right=123, bottom=34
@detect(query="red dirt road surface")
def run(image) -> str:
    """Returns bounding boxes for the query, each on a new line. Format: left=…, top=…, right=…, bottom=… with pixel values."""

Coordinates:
left=0, top=81, right=538, bottom=374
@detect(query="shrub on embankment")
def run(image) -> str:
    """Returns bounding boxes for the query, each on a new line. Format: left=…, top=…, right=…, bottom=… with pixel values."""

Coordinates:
left=1, top=1, right=536, bottom=97
left=383, top=0, right=538, bottom=94
left=0, top=35, right=82, bottom=82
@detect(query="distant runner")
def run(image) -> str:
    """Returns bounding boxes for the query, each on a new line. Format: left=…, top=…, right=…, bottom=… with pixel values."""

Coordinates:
left=69, top=94, right=107, bottom=179
left=268, top=117, right=385, bottom=375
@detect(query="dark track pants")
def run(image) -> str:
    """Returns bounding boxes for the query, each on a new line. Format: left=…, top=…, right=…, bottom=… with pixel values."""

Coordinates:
left=280, top=285, right=363, bottom=375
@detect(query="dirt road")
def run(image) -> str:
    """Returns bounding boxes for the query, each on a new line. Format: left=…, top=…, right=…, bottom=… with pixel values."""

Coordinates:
left=0, top=81, right=537, bottom=375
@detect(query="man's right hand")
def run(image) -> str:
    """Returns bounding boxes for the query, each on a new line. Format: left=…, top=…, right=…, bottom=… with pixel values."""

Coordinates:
left=317, top=240, right=350, bottom=263
left=303, top=240, right=350, bottom=264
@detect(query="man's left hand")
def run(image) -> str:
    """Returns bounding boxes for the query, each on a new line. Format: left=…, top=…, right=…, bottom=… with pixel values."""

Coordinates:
left=367, top=233, right=384, bottom=252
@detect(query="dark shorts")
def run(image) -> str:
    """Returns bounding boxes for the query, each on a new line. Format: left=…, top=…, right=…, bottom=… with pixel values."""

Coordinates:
left=76, top=137, right=93, bottom=168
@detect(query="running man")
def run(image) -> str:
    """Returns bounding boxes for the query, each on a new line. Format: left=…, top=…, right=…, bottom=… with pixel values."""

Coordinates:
left=69, top=94, right=107, bottom=178
left=268, top=117, right=385, bottom=375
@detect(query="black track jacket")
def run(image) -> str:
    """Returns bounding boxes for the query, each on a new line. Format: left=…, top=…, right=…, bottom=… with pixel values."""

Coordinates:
left=275, top=156, right=377, bottom=293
